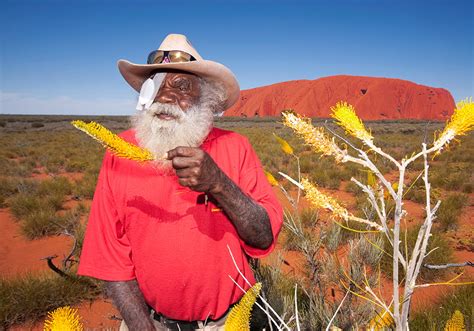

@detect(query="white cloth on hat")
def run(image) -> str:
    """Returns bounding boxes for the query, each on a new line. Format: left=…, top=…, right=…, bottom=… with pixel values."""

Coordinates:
left=136, top=73, right=165, bottom=111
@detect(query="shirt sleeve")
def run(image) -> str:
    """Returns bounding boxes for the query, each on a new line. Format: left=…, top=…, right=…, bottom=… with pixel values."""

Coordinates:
left=237, top=137, right=283, bottom=258
left=77, top=151, right=136, bottom=281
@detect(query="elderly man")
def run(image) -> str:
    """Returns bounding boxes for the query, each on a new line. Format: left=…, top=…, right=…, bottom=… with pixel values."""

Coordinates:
left=78, top=34, right=282, bottom=330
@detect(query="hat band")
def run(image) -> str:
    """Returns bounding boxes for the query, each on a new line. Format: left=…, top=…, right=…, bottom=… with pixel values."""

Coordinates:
left=147, top=50, right=196, bottom=64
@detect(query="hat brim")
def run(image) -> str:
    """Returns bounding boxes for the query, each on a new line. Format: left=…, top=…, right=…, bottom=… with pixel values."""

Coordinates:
left=118, top=59, right=240, bottom=111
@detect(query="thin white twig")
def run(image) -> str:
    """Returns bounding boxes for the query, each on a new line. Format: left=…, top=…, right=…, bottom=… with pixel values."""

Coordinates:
left=325, top=290, right=350, bottom=331
left=227, top=275, right=282, bottom=330
left=294, top=284, right=300, bottom=331
left=227, top=245, right=291, bottom=330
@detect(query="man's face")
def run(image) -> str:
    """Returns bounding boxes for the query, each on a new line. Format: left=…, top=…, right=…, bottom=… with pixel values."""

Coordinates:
left=154, top=72, right=201, bottom=114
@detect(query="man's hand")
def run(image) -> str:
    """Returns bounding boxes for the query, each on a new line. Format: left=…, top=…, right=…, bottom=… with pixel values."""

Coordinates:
left=167, top=146, right=224, bottom=193
left=167, top=146, right=273, bottom=250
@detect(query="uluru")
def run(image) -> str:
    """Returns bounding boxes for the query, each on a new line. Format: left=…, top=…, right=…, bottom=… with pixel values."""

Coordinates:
left=225, top=75, right=455, bottom=120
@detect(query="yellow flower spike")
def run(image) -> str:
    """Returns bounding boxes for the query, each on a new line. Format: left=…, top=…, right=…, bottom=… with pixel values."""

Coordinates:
left=368, top=309, right=395, bottom=329
left=301, top=178, right=349, bottom=219
left=71, top=120, right=155, bottom=162
left=434, top=98, right=474, bottom=151
left=264, top=170, right=279, bottom=186
left=225, top=282, right=262, bottom=331
left=44, top=306, right=83, bottom=331
left=282, top=111, right=346, bottom=162
left=330, top=101, right=373, bottom=143
left=444, top=310, right=466, bottom=331
left=273, top=133, right=294, bottom=155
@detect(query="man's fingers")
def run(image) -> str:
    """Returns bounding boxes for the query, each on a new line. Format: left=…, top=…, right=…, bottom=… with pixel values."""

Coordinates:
left=171, top=157, right=201, bottom=169
left=167, top=146, right=198, bottom=159
left=175, top=167, right=201, bottom=178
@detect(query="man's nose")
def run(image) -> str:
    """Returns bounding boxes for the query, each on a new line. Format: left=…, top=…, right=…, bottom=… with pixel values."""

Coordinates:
left=155, top=90, right=177, bottom=104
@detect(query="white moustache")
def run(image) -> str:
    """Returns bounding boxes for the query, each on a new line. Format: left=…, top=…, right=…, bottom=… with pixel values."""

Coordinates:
left=148, top=102, right=184, bottom=120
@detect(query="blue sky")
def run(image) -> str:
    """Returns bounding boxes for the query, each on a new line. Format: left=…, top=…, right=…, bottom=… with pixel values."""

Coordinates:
left=1, top=0, right=472, bottom=115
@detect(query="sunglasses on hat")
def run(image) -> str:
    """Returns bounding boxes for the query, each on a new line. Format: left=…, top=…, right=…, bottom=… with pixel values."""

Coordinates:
left=147, top=50, right=196, bottom=64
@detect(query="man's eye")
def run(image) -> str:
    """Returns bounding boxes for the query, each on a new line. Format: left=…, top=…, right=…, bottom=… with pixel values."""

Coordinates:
left=173, top=79, right=191, bottom=92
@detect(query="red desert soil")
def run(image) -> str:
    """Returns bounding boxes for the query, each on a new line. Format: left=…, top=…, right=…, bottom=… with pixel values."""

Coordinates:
left=0, top=209, right=73, bottom=277
left=226, top=75, right=455, bottom=120
left=1, top=207, right=122, bottom=330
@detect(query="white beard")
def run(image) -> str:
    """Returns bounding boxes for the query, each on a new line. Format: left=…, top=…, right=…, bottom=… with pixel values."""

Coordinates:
left=132, top=102, right=214, bottom=169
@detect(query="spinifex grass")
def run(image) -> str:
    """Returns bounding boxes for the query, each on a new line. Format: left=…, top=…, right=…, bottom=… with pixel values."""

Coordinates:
left=0, top=273, right=98, bottom=329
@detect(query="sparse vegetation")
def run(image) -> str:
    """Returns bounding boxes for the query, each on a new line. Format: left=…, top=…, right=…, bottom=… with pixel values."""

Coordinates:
left=409, top=285, right=474, bottom=330
left=0, top=273, right=100, bottom=329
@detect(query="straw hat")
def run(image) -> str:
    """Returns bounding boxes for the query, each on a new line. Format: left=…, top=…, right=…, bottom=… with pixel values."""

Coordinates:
left=118, top=34, right=240, bottom=110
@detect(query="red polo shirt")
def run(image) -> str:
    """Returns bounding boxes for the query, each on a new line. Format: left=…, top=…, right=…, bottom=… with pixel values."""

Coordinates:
left=77, top=127, right=282, bottom=321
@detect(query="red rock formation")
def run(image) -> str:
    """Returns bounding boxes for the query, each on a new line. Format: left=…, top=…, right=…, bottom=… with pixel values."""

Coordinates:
left=225, top=75, right=455, bottom=120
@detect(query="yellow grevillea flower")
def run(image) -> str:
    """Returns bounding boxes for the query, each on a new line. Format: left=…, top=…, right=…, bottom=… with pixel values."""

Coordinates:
left=71, top=120, right=154, bottom=162
left=444, top=310, right=466, bottom=331
left=434, top=98, right=474, bottom=150
left=368, top=309, right=394, bottom=329
left=44, top=306, right=83, bottom=331
left=301, top=178, right=349, bottom=219
left=282, top=111, right=346, bottom=162
left=331, top=101, right=373, bottom=143
left=264, top=170, right=279, bottom=186
left=225, top=282, right=262, bottom=331
left=273, top=133, right=294, bottom=155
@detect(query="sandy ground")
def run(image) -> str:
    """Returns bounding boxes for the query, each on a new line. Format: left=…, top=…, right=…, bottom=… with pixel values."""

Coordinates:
left=1, top=207, right=122, bottom=330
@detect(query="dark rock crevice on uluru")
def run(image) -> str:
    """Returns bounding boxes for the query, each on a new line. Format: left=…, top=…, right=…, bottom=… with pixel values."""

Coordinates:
left=225, top=75, right=455, bottom=120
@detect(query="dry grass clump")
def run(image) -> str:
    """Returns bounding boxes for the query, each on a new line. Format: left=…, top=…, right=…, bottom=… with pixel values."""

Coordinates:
left=410, top=285, right=473, bottom=330
left=0, top=273, right=99, bottom=329
left=435, top=193, right=469, bottom=232
left=8, top=177, right=88, bottom=239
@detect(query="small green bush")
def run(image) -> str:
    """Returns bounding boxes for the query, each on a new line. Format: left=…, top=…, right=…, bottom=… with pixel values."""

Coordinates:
left=0, top=273, right=100, bottom=329
left=410, top=285, right=473, bottom=331
left=436, top=193, right=468, bottom=232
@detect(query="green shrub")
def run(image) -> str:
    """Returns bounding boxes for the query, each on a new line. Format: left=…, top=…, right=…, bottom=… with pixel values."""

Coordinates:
left=409, top=285, right=474, bottom=331
left=0, top=178, right=21, bottom=207
left=436, top=193, right=468, bottom=232
left=0, top=273, right=100, bottom=329
left=74, top=171, right=99, bottom=199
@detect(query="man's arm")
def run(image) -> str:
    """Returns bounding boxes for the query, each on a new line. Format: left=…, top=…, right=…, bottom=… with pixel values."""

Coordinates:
left=167, top=147, right=273, bottom=250
left=105, top=280, right=155, bottom=331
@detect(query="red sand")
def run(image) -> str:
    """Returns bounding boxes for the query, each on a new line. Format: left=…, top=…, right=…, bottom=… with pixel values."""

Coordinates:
left=0, top=209, right=73, bottom=277
left=226, top=75, right=455, bottom=120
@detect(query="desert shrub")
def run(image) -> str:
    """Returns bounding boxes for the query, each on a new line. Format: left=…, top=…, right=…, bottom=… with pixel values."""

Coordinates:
left=404, top=185, right=426, bottom=204
left=0, top=157, right=33, bottom=177
left=430, top=162, right=472, bottom=192
left=0, top=121, right=6, bottom=127
left=436, top=193, right=468, bottom=232
left=409, top=285, right=474, bottom=331
left=21, top=209, right=65, bottom=239
left=10, top=192, right=41, bottom=220
left=31, top=122, right=45, bottom=128
left=380, top=226, right=453, bottom=282
left=0, top=178, right=22, bottom=207
left=282, top=208, right=319, bottom=251
left=73, top=170, right=99, bottom=199
left=0, top=273, right=100, bottom=329
left=8, top=177, right=81, bottom=239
